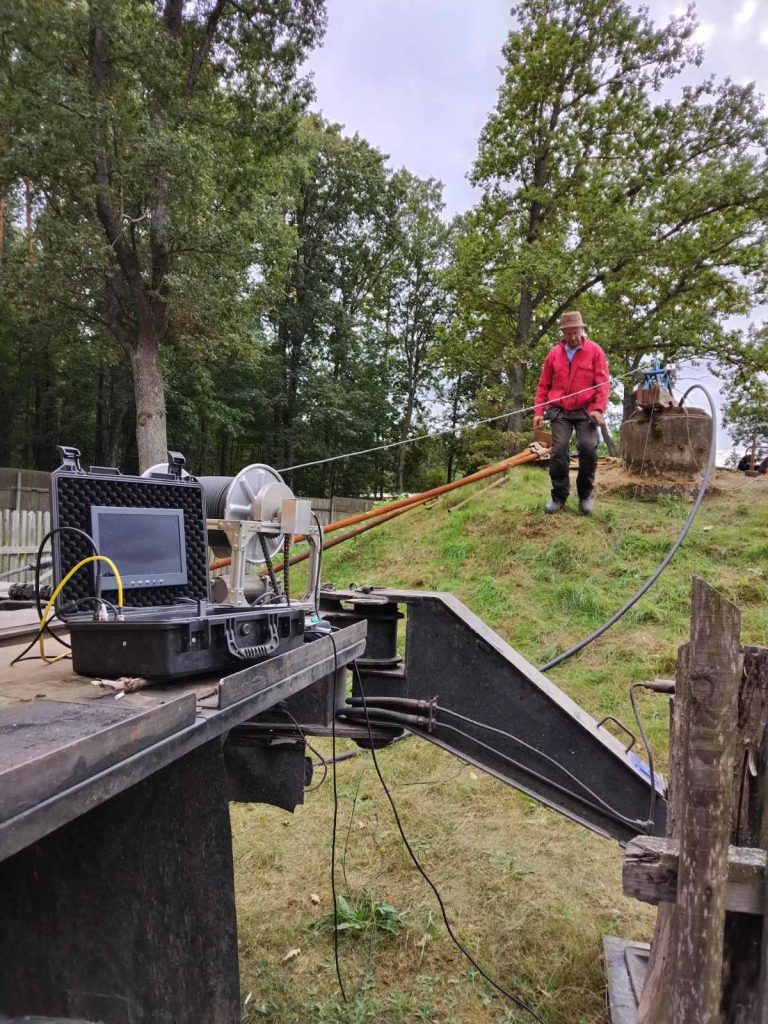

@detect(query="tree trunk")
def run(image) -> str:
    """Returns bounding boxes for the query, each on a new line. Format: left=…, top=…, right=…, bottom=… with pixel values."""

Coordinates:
left=0, top=194, right=4, bottom=270
left=94, top=367, right=109, bottom=465
left=24, top=178, right=33, bottom=260
left=129, top=323, right=167, bottom=471
left=623, top=356, right=642, bottom=421
left=509, top=288, right=534, bottom=431
left=397, top=391, right=416, bottom=493
left=601, top=420, right=619, bottom=457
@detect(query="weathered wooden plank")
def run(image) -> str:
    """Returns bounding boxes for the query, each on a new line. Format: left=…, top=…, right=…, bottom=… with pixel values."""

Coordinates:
left=672, top=578, right=743, bottom=1024
left=638, top=640, right=691, bottom=1024
left=0, top=508, right=50, bottom=581
left=624, top=836, right=765, bottom=914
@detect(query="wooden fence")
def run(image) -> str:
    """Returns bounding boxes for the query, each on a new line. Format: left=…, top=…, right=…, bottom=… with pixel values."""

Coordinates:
left=0, top=509, right=51, bottom=583
left=0, top=466, right=374, bottom=526
left=0, top=468, right=52, bottom=513
left=308, top=495, right=375, bottom=528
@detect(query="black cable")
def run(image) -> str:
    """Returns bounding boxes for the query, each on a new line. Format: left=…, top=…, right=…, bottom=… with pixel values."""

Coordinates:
left=0, top=559, right=51, bottom=580
left=259, top=532, right=281, bottom=598
left=540, top=384, right=717, bottom=672
left=311, top=513, right=324, bottom=617
left=283, top=535, right=291, bottom=606
left=341, top=767, right=365, bottom=896
left=346, top=697, right=651, bottom=829
left=629, top=684, right=658, bottom=828
left=342, top=705, right=647, bottom=833
left=327, top=631, right=348, bottom=1003
left=352, top=665, right=548, bottom=1024
left=34, top=526, right=102, bottom=652
left=274, top=704, right=329, bottom=790
left=276, top=704, right=328, bottom=794
left=311, top=732, right=412, bottom=770
left=312, top=749, right=360, bottom=768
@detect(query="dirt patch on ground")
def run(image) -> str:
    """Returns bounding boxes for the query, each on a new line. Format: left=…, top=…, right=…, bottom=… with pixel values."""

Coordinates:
left=590, top=457, right=768, bottom=500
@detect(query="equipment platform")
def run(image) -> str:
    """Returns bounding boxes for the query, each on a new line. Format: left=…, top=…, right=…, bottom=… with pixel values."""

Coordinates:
left=0, top=613, right=366, bottom=1024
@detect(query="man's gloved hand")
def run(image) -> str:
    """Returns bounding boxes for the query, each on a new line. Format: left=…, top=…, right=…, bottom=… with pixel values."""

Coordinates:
left=533, top=415, right=544, bottom=428
left=589, top=411, right=605, bottom=426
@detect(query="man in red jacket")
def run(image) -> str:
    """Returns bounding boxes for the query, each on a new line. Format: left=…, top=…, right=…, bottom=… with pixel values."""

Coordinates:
left=533, top=311, right=610, bottom=515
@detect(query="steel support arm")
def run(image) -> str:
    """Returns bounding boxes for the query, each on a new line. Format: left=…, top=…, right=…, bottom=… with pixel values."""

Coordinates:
left=322, top=589, right=667, bottom=843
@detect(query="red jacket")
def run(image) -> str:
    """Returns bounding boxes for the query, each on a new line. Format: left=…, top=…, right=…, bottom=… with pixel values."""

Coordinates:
left=534, top=338, right=610, bottom=417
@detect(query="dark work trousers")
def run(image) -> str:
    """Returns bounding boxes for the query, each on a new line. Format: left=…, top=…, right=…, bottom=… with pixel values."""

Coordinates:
left=547, top=408, right=599, bottom=503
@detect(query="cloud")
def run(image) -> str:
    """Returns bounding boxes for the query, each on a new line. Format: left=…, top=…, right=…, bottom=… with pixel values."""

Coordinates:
left=735, top=1, right=757, bottom=27
left=692, top=22, right=714, bottom=44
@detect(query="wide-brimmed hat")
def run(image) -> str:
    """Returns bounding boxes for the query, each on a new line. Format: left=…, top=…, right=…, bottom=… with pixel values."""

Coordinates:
left=559, top=311, right=585, bottom=330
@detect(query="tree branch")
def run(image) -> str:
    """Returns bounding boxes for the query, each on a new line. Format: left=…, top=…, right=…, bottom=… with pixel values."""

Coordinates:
left=185, top=0, right=227, bottom=98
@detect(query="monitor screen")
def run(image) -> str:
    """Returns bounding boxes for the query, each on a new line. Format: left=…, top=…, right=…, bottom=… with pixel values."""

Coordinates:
left=90, top=506, right=188, bottom=590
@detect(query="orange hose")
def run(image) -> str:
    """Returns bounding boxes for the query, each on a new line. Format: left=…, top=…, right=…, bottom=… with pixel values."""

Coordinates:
left=209, top=448, right=539, bottom=572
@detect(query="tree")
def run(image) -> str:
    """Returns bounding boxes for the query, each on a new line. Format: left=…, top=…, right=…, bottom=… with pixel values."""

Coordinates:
left=447, top=0, right=768, bottom=430
left=0, top=0, right=325, bottom=469
left=380, top=173, right=448, bottom=492
left=722, top=329, right=768, bottom=455
left=255, top=117, right=400, bottom=484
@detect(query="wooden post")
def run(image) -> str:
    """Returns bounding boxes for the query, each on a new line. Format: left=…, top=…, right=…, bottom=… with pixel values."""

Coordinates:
left=672, top=578, right=742, bottom=1022
left=639, top=578, right=743, bottom=1023
left=638, top=637, right=692, bottom=1023
left=721, top=647, right=768, bottom=1021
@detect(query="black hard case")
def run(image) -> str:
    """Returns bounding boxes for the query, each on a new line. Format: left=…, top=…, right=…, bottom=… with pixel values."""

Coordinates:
left=51, top=464, right=304, bottom=681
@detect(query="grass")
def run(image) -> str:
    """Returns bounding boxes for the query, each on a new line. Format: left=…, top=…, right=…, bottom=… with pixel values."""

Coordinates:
left=233, top=466, right=767, bottom=1023
left=313, top=893, right=407, bottom=937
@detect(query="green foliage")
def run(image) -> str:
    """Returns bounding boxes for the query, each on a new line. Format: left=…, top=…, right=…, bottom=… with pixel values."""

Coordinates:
left=446, top=0, right=768, bottom=431
left=2, top=0, right=767, bottom=495
left=0, top=0, right=326, bottom=468
left=722, top=329, right=768, bottom=452
left=312, top=892, right=406, bottom=938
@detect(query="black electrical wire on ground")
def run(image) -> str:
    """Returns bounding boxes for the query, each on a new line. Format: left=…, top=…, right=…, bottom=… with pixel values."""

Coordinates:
left=540, top=383, right=717, bottom=673
left=352, top=664, right=548, bottom=1024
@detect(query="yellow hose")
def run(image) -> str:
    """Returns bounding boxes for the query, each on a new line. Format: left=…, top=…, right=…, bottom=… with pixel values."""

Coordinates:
left=38, top=555, right=124, bottom=665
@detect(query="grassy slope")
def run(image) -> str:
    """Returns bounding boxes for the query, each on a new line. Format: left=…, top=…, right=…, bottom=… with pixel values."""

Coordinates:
left=233, top=467, right=767, bottom=1024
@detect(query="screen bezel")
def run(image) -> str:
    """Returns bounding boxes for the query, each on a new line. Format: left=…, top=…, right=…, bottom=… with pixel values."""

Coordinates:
left=90, top=505, right=189, bottom=591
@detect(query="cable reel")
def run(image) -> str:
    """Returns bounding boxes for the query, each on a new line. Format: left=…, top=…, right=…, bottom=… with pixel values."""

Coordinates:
left=143, top=461, right=290, bottom=566
left=144, top=458, right=319, bottom=609
left=198, top=465, right=291, bottom=566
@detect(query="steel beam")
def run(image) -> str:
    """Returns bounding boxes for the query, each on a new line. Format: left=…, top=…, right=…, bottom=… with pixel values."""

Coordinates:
left=324, top=589, right=667, bottom=842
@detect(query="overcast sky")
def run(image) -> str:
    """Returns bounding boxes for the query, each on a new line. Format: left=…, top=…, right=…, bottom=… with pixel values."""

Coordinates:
left=306, top=1, right=768, bottom=452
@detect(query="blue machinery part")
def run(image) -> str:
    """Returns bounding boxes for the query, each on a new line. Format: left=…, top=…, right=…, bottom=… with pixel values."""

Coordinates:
left=641, top=359, right=673, bottom=393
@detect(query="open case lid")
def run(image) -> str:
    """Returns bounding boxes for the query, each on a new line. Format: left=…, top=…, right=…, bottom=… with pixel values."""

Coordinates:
left=50, top=447, right=210, bottom=617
